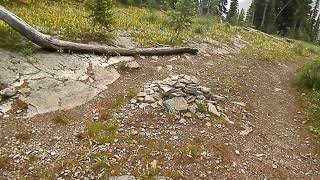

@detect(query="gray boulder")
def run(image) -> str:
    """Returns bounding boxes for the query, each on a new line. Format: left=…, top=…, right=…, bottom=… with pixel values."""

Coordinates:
left=164, top=97, right=188, bottom=112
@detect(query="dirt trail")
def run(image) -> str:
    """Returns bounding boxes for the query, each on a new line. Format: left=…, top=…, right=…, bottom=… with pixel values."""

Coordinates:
left=1, top=52, right=320, bottom=179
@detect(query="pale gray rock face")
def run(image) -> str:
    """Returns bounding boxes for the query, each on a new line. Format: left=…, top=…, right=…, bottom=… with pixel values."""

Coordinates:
left=0, top=50, right=127, bottom=117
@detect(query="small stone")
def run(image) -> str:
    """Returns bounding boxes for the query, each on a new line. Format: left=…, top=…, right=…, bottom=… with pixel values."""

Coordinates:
left=272, top=163, right=278, bottom=169
left=125, top=61, right=141, bottom=70
left=166, top=65, right=173, bottom=71
left=139, top=103, right=149, bottom=109
left=235, top=150, right=240, bottom=155
left=144, top=95, right=156, bottom=103
left=205, top=122, right=212, bottom=127
left=188, top=103, right=197, bottom=114
left=50, top=151, right=56, bottom=156
left=1, top=88, right=16, bottom=98
left=183, top=112, right=192, bottom=118
left=131, top=130, right=139, bottom=136
left=232, top=101, right=246, bottom=107
left=159, top=85, right=173, bottom=95
left=130, top=99, right=137, bottom=104
left=179, top=118, right=187, bottom=124
left=155, top=176, right=172, bottom=180
left=200, top=86, right=211, bottom=93
left=208, top=103, right=221, bottom=116
left=145, top=88, right=154, bottom=95
left=156, top=66, right=163, bottom=72
left=222, top=114, right=234, bottom=124
left=170, top=75, right=179, bottom=81
left=174, top=83, right=185, bottom=88
left=137, top=92, right=147, bottom=97
left=190, top=76, right=200, bottom=84
left=173, top=136, right=179, bottom=140
left=240, top=126, right=253, bottom=136
left=153, top=92, right=162, bottom=100
left=274, top=88, right=282, bottom=92
left=196, top=112, right=206, bottom=119
left=109, top=175, right=136, bottom=180
left=151, top=102, right=158, bottom=108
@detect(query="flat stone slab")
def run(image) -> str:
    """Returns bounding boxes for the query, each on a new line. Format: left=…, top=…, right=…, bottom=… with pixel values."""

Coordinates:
left=0, top=50, right=130, bottom=117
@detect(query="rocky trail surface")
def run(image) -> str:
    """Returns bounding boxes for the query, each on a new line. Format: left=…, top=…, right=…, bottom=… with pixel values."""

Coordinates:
left=0, top=39, right=320, bottom=179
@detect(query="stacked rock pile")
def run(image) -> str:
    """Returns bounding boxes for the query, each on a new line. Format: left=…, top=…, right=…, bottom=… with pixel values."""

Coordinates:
left=130, top=74, right=226, bottom=118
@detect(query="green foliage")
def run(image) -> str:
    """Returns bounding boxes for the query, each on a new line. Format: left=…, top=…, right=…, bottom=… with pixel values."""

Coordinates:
left=143, top=10, right=158, bottom=23
left=197, top=100, right=208, bottom=113
left=226, top=0, right=238, bottom=25
left=237, top=8, right=245, bottom=26
left=292, top=43, right=307, bottom=56
left=127, top=87, right=140, bottom=98
left=192, top=16, right=217, bottom=35
left=178, top=145, right=199, bottom=157
left=113, top=93, right=126, bottom=107
left=51, top=113, right=70, bottom=125
left=166, top=0, right=198, bottom=42
left=295, top=60, right=320, bottom=90
left=85, top=0, right=114, bottom=30
left=301, top=91, right=320, bottom=136
left=309, top=91, right=320, bottom=122
left=21, top=42, right=35, bottom=56
left=86, top=120, right=118, bottom=144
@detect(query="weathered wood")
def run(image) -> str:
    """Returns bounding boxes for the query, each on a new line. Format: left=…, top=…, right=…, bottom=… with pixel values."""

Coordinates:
left=0, top=5, right=198, bottom=56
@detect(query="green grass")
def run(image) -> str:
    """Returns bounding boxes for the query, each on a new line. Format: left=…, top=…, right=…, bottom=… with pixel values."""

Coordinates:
left=15, top=127, right=31, bottom=142
left=300, top=91, right=320, bottom=136
left=295, top=61, right=320, bottom=135
left=85, top=120, right=118, bottom=144
left=113, top=93, right=126, bottom=108
left=178, top=145, right=199, bottom=158
left=127, top=87, right=140, bottom=98
left=295, top=60, right=320, bottom=90
left=51, top=113, right=70, bottom=125
left=197, top=100, right=207, bottom=113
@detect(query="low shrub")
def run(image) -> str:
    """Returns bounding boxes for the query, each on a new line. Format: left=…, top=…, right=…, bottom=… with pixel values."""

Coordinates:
left=295, top=60, right=320, bottom=90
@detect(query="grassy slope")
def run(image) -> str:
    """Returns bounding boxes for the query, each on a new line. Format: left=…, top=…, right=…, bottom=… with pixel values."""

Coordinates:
left=1, top=0, right=320, bottom=132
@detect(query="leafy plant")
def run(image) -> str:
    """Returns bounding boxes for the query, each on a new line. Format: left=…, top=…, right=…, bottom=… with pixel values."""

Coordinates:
left=113, top=93, right=126, bottom=108
left=85, top=0, right=114, bottom=31
left=197, top=100, right=208, bottom=113
left=295, top=60, right=320, bottom=90
left=86, top=120, right=118, bottom=144
left=166, top=0, right=198, bottom=43
left=51, top=113, right=70, bottom=125
left=292, top=43, right=307, bottom=56
left=178, top=145, right=199, bottom=157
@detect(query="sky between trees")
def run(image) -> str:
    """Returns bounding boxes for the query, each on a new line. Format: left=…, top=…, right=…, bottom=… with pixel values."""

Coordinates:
left=228, top=0, right=251, bottom=11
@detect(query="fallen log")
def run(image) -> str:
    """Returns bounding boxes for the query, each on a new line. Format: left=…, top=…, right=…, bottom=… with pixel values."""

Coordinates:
left=0, top=5, right=198, bottom=56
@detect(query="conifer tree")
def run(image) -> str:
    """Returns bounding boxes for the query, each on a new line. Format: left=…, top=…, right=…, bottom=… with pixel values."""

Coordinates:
left=238, top=8, right=245, bottom=26
left=263, top=0, right=276, bottom=33
left=314, top=15, right=320, bottom=42
left=227, top=0, right=238, bottom=24
left=246, top=0, right=255, bottom=25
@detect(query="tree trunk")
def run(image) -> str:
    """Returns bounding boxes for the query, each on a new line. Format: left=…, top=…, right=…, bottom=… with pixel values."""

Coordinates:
left=260, top=0, right=269, bottom=29
left=0, top=5, right=198, bottom=56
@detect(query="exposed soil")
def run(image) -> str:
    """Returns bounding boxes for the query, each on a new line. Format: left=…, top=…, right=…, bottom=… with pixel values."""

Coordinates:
left=1, top=52, right=320, bottom=179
